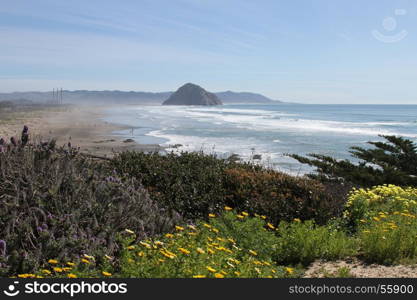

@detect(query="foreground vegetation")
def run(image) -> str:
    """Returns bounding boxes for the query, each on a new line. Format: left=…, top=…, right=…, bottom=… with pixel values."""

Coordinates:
left=1, top=128, right=417, bottom=278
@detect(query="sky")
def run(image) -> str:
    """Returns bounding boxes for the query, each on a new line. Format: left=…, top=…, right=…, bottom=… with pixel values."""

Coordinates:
left=0, top=0, right=416, bottom=104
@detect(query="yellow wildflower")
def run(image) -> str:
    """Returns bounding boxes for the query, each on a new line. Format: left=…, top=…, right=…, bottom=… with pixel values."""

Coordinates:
left=178, top=248, right=191, bottom=255
left=193, top=275, right=206, bottom=278
left=67, top=273, right=77, bottom=278
left=102, top=271, right=112, bottom=277
left=160, top=250, right=176, bottom=259
left=196, top=248, right=205, bottom=254
left=286, top=267, right=294, bottom=274
left=175, top=225, right=184, bottom=231
left=224, top=206, right=233, bottom=211
left=139, top=241, right=152, bottom=249
left=124, top=229, right=135, bottom=234
left=165, top=233, right=174, bottom=238
left=53, top=267, right=63, bottom=273
left=67, top=262, right=76, bottom=267
left=187, top=225, right=197, bottom=230
left=249, top=250, right=258, bottom=256
left=267, top=223, right=275, bottom=230
left=214, top=273, right=225, bottom=278
left=241, top=212, right=249, bottom=216
left=207, top=266, right=216, bottom=273
left=42, top=269, right=52, bottom=275
left=48, top=259, right=58, bottom=264
left=208, top=213, right=216, bottom=218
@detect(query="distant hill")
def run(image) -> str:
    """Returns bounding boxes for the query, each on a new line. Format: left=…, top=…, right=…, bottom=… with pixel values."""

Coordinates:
left=0, top=89, right=281, bottom=105
left=0, top=91, right=171, bottom=105
left=216, top=91, right=278, bottom=104
left=163, top=83, right=222, bottom=106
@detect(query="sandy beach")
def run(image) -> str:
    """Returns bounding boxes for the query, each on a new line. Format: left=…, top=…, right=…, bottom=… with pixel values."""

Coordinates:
left=0, top=104, right=162, bottom=157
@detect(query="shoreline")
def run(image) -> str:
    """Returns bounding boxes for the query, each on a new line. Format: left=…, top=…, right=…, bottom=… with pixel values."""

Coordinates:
left=1, top=104, right=164, bottom=157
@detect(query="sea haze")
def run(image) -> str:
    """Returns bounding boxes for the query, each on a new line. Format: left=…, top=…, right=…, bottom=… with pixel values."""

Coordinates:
left=103, top=104, right=417, bottom=175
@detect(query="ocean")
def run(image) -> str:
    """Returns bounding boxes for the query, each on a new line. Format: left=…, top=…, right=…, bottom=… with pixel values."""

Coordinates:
left=103, top=104, right=417, bottom=175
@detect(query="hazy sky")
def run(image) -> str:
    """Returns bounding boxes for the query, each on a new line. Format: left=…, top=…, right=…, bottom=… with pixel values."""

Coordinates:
left=0, top=0, right=416, bottom=103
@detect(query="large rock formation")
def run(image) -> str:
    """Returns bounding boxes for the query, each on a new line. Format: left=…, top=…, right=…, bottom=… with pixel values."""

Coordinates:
left=162, top=83, right=222, bottom=106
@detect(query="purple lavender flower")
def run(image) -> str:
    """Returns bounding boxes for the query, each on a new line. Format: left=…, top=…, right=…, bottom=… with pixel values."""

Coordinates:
left=0, top=240, right=6, bottom=256
left=21, top=125, right=29, bottom=146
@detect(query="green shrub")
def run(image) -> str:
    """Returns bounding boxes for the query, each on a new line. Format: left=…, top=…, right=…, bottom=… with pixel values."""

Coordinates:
left=111, top=151, right=244, bottom=220
left=208, top=211, right=279, bottom=260
left=274, top=220, right=357, bottom=266
left=223, top=168, right=345, bottom=225
left=0, top=141, right=180, bottom=276
left=358, top=211, right=417, bottom=264
left=111, top=151, right=344, bottom=225
left=30, top=212, right=301, bottom=278
left=343, top=185, right=417, bottom=230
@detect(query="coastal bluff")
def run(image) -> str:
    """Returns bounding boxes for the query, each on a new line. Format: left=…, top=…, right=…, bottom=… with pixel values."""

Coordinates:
left=162, top=83, right=223, bottom=106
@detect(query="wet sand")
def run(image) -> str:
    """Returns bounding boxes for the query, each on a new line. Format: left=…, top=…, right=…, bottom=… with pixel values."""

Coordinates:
left=0, top=105, right=162, bottom=157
